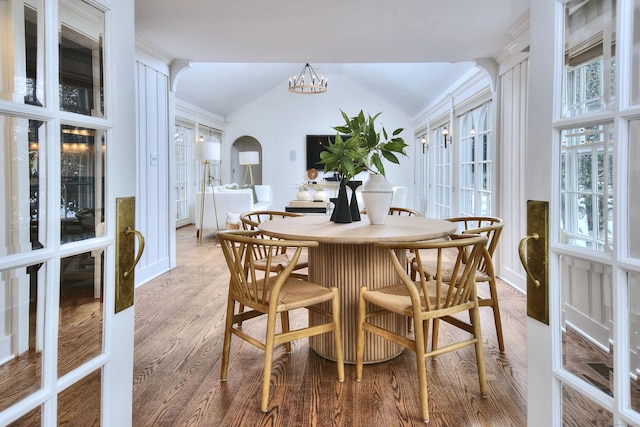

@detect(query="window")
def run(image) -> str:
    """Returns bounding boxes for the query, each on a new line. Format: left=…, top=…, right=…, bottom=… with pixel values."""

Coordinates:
left=459, top=104, right=492, bottom=216
left=175, top=125, right=190, bottom=222
left=432, top=124, right=451, bottom=218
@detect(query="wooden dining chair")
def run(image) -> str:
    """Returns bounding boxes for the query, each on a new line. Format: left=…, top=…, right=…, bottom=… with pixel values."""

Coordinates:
left=356, top=234, right=489, bottom=423
left=411, top=216, right=506, bottom=351
left=388, top=206, right=422, bottom=216
left=239, top=210, right=308, bottom=279
left=237, top=211, right=309, bottom=326
left=360, top=206, right=422, bottom=217
left=217, top=229, right=344, bottom=412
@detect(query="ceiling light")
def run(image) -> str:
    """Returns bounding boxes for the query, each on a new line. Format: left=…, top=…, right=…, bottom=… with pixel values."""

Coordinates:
left=288, top=63, right=327, bottom=94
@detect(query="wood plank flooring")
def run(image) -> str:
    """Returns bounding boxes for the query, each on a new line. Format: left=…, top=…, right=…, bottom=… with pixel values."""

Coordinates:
left=133, top=226, right=528, bottom=426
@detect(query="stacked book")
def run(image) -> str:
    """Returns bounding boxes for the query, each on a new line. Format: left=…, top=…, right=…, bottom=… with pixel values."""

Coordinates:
left=288, top=200, right=327, bottom=208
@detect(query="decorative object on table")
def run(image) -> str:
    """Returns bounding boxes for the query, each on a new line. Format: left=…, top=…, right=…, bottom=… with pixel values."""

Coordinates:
left=288, top=63, right=328, bottom=94
left=306, top=168, right=319, bottom=181
left=328, top=197, right=338, bottom=221
left=333, top=178, right=352, bottom=223
left=192, top=141, right=221, bottom=240
left=319, top=110, right=407, bottom=224
left=294, top=182, right=311, bottom=201
left=346, top=180, right=362, bottom=222
left=361, top=174, right=395, bottom=224
left=312, top=182, right=328, bottom=202
left=239, top=151, right=259, bottom=186
left=288, top=200, right=327, bottom=208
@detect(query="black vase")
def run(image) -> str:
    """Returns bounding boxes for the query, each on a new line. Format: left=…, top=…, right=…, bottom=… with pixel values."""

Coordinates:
left=329, top=197, right=338, bottom=221
left=332, top=179, right=352, bottom=223
left=346, top=180, right=362, bottom=221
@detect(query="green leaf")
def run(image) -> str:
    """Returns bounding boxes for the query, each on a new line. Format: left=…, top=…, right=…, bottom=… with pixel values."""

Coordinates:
left=371, top=153, right=385, bottom=176
left=381, top=150, right=400, bottom=165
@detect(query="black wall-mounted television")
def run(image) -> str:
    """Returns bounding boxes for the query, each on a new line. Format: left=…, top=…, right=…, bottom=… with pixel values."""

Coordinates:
left=306, top=134, right=349, bottom=171
left=306, top=134, right=333, bottom=171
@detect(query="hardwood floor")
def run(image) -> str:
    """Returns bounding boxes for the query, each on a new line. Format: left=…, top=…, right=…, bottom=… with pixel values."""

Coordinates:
left=133, top=225, right=527, bottom=426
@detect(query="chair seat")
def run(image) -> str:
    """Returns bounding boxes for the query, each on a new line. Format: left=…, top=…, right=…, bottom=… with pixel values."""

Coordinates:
left=420, top=259, right=489, bottom=282
left=236, top=277, right=336, bottom=312
left=253, top=252, right=308, bottom=273
left=361, top=281, right=470, bottom=319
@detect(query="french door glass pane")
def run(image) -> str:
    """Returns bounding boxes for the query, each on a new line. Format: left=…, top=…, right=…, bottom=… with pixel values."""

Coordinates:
left=57, top=369, right=101, bottom=425
left=60, top=126, right=105, bottom=244
left=0, top=263, right=46, bottom=412
left=58, top=251, right=104, bottom=377
left=628, top=120, right=640, bottom=259
left=562, top=382, right=613, bottom=426
left=59, top=2, right=105, bottom=117
left=560, top=256, right=613, bottom=396
left=559, top=125, right=614, bottom=251
left=628, top=272, right=640, bottom=414
left=7, top=407, right=40, bottom=427
left=562, top=0, right=615, bottom=118
left=631, top=0, right=640, bottom=105
left=0, top=0, right=45, bottom=106
left=1, top=116, right=47, bottom=255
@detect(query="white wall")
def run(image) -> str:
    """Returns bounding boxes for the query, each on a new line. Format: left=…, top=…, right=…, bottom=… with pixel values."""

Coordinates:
left=224, top=74, right=416, bottom=211
left=497, top=58, right=528, bottom=292
left=135, top=61, right=172, bottom=285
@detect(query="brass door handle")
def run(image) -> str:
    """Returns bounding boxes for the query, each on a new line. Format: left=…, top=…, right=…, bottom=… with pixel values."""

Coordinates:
left=519, top=233, right=540, bottom=287
left=123, top=226, right=145, bottom=278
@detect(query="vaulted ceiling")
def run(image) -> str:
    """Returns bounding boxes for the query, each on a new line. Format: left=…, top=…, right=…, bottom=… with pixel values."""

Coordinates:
left=134, top=0, right=530, bottom=118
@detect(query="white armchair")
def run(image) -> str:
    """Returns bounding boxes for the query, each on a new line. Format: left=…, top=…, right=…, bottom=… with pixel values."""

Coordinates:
left=195, top=184, right=272, bottom=235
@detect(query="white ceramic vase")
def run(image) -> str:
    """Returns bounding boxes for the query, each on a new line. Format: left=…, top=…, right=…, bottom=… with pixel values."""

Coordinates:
left=296, top=190, right=311, bottom=201
left=313, top=190, right=328, bottom=202
left=361, top=173, right=393, bottom=224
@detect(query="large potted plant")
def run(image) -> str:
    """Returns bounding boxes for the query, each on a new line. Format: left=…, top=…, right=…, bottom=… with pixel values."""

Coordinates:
left=320, top=110, right=408, bottom=224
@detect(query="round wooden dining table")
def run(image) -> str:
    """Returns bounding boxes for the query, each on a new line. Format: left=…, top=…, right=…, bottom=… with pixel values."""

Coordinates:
left=259, top=214, right=457, bottom=363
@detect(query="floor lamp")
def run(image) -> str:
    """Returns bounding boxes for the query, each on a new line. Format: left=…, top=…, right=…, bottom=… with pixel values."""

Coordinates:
left=239, top=151, right=259, bottom=186
left=193, top=141, right=221, bottom=240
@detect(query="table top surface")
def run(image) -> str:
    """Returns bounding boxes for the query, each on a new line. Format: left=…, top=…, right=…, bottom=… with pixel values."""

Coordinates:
left=258, top=214, right=457, bottom=244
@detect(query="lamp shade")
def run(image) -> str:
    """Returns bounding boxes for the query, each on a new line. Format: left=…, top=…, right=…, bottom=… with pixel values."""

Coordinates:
left=192, top=142, right=221, bottom=161
left=239, top=151, right=260, bottom=165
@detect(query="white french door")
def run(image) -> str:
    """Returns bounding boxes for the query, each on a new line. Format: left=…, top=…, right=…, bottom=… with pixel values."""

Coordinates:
left=0, top=0, right=136, bottom=425
left=528, top=1, right=640, bottom=426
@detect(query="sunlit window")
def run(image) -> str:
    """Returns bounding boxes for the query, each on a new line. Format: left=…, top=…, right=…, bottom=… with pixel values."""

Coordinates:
left=459, top=103, right=492, bottom=216
left=559, top=124, right=614, bottom=251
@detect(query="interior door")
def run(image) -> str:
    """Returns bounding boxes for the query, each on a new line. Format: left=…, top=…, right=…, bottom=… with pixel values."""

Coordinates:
left=0, top=0, right=137, bottom=425
left=528, top=1, right=640, bottom=426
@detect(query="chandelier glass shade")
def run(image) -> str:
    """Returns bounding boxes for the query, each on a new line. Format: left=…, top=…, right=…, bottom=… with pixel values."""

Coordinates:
left=288, top=63, right=328, bottom=94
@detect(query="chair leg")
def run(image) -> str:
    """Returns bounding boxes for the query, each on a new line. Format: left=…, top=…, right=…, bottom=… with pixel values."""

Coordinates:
left=280, top=312, right=292, bottom=353
left=413, top=314, right=430, bottom=423
left=355, top=286, right=367, bottom=381
left=422, top=319, right=430, bottom=352
left=237, top=303, right=245, bottom=327
left=260, top=310, right=278, bottom=412
left=431, top=318, right=440, bottom=358
left=331, top=288, right=345, bottom=382
left=220, top=298, right=236, bottom=381
left=470, top=303, right=488, bottom=397
left=486, top=277, right=505, bottom=352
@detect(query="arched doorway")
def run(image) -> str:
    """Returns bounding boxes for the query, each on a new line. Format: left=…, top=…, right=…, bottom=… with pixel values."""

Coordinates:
left=231, top=136, right=262, bottom=185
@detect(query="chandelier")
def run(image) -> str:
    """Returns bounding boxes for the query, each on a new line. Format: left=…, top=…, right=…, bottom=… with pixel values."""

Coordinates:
left=288, top=63, right=328, bottom=94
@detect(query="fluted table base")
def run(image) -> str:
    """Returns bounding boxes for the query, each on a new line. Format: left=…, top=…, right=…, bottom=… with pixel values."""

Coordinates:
left=308, top=243, right=405, bottom=364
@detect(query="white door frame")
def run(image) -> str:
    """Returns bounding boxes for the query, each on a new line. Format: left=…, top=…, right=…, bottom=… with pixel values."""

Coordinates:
left=0, top=0, right=137, bottom=425
left=528, top=1, right=640, bottom=426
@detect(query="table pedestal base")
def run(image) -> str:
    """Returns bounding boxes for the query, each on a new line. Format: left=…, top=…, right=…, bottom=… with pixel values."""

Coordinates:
left=308, top=243, right=406, bottom=364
